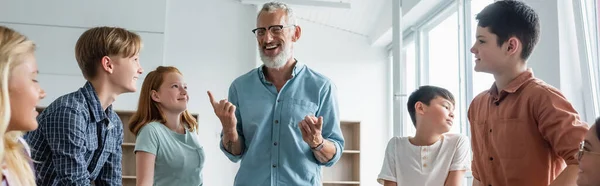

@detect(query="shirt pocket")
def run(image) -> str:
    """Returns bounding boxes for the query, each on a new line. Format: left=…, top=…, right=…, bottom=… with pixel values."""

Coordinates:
left=284, top=98, right=318, bottom=126
left=491, top=118, right=527, bottom=159
left=85, top=133, right=98, bottom=151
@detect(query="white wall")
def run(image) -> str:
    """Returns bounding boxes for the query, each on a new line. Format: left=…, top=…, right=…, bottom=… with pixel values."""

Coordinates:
left=294, top=19, right=391, bottom=185
left=0, top=0, right=167, bottom=110
left=162, top=0, right=256, bottom=185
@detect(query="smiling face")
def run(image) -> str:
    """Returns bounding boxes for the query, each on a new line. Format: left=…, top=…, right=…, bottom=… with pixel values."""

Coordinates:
left=151, top=72, right=189, bottom=114
left=470, top=26, right=513, bottom=75
left=256, top=9, right=301, bottom=69
left=107, top=54, right=143, bottom=93
left=8, top=53, right=46, bottom=131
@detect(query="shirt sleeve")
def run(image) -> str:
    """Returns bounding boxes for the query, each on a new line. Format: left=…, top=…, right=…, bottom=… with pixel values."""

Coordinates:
left=134, top=124, right=160, bottom=155
left=535, top=86, right=589, bottom=165
left=449, top=135, right=471, bottom=171
left=467, top=98, right=480, bottom=181
left=219, top=83, right=246, bottom=162
left=377, top=137, right=397, bottom=185
left=315, top=81, right=344, bottom=167
left=40, top=107, right=91, bottom=186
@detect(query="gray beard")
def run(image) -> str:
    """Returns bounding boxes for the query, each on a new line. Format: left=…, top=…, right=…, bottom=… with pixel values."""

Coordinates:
left=260, top=44, right=292, bottom=69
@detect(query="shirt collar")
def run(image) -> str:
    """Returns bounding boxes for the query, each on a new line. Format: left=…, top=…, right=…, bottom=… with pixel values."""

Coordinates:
left=489, top=68, right=535, bottom=97
left=258, top=59, right=305, bottom=84
left=82, top=81, right=112, bottom=123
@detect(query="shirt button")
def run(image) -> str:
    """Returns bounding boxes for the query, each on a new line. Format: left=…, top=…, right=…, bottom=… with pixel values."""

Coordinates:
left=274, top=142, right=278, bottom=146
left=423, top=163, right=427, bottom=167
left=489, top=129, right=492, bottom=133
left=277, top=100, right=281, bottom=102
left=274, top=120, right=279, bottom=124
left=272, top=164, right=277, bottom=168
left=422, top=156, right=427, bottom=160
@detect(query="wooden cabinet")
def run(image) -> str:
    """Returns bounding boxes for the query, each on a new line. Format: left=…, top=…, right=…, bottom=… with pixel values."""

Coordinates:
left=118, top=111, right=137, bottom=186
left=322, top=121, right=361, bottom=186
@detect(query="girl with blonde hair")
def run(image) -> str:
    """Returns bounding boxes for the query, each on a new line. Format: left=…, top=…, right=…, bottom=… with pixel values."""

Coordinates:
left=0, top=26, right=46, bottom=186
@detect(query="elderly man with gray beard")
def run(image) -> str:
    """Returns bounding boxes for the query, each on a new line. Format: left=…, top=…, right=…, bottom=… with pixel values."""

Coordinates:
left=206, top=1, right=344, bottom=186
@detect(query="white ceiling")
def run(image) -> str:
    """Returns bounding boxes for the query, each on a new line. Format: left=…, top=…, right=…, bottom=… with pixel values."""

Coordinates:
left=282, top=0, right=388, bottom=38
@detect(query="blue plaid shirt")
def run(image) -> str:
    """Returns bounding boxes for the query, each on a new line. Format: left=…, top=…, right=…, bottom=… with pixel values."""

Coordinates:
left=25, top=82, right=123, bottom=186
left=221, top=61, right=345, bottom=186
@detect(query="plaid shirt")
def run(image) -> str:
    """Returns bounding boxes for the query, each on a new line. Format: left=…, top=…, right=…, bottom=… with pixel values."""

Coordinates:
left=24, top=82, right=123, bottom=186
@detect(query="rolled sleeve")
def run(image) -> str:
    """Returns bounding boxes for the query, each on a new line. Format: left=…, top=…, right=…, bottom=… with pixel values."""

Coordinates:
left=219, top=84, right=246, bottom=162
left=316, top=81, right=344, bottom=167
left=536, top=87, right=589, bottom=165
left=42, top=107, right=91, bottom=186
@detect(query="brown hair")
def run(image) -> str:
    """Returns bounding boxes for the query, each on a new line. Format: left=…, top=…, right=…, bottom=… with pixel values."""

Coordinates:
left=0, top=26, right=36, bottom=186
left=129, top=66, right=197, bottom=135
left=75, top=26, right=142, bottom=80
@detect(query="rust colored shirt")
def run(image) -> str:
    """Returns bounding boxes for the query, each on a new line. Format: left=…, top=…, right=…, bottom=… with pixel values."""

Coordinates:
left=468, top=69, right=589, bottom=186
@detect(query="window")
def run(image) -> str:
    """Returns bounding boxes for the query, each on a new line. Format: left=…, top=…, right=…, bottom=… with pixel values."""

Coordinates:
left=577, top=0, right=600, bottom=121
left=392, top=0, right=496, bottom=141
left=424, top=11, right=462, bottom=134
left=403, top=40, right=417, bottom=137
left=470, top=0, right=496, bottom=95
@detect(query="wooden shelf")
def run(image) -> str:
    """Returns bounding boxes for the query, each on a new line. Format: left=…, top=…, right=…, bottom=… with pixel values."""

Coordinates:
left=343, top=150, right=360, bottom=154
left=122, top=143, right=135, bottom=147
left=122, top=175, right=136, bottom=179
left=323, top=181, right=360, bottom=184
left=322, top=121, right=360, bottom=185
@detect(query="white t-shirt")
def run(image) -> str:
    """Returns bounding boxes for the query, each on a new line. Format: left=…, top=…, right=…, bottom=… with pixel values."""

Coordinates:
left=377, top=133, right=470, bottom=186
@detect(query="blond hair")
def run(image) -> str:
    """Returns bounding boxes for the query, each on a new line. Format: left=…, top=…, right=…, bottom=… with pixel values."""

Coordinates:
left=129, top=66, right=198, bottom=135
left=0, top=26, right=36, bottom=186
left=75, top=26, right=142, bottom=80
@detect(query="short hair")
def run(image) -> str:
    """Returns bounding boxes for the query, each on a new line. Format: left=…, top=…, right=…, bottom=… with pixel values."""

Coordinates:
left=75, top=26, right=142, bottom=80
left=258, top=1, right=297, bottom=25
left=407, top=85, right=455, bottom=127
left=476, top=0, right=540, bottom=60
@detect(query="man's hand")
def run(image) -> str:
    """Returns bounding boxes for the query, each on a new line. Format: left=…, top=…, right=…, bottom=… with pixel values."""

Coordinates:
left=207, top=91, right=237, bottom=132
left=299, top=115, right=324, bottom=148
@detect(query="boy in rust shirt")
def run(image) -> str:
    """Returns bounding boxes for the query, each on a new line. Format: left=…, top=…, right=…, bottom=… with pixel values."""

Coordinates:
left=468, top=1, right=589, bottom=186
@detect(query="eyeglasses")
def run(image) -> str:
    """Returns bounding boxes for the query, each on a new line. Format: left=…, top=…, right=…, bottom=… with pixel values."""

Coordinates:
left=252, top=25, right=295, bottom=37
left=577, top=141, right=600, bottom=161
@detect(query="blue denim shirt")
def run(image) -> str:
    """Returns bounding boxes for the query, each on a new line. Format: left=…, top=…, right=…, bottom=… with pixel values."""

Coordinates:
left=220, top=61, right=345, bottom=186
left=25, top=82, right=123, bottom=186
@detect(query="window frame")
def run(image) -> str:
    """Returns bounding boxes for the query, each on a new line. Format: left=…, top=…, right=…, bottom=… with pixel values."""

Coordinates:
left=574, top=0, right=600, bottom=123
